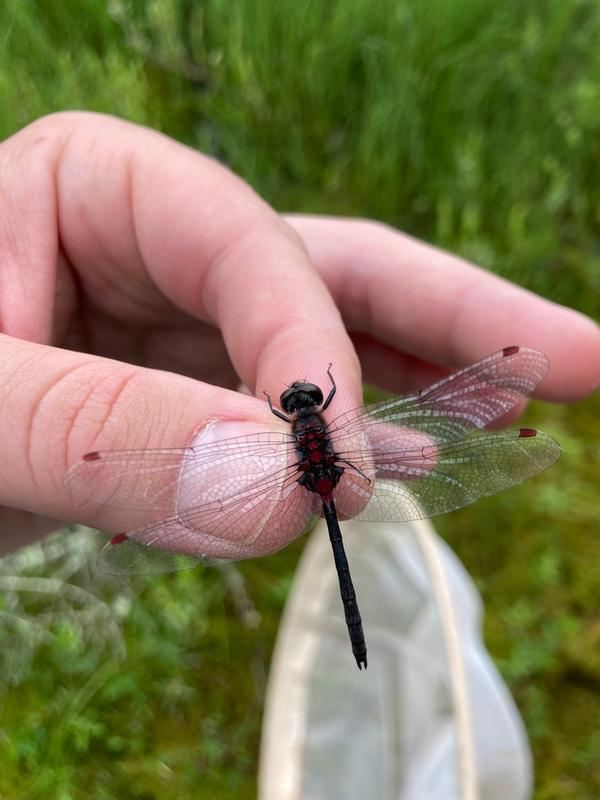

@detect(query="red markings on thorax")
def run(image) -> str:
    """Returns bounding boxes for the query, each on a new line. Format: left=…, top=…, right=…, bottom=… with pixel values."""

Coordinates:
left=294, top=413, right=337, bottom=496
left=315, top=477, right=334, bottom=495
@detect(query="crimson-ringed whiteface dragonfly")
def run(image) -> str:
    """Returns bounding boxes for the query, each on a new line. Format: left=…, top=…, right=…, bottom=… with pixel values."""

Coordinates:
left=66, top=345, right=561, bottom=669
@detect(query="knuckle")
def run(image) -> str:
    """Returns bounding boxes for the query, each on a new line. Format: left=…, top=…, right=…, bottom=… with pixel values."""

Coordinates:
left=29, top=362, right=142, bottom=490
left=63, top=366, right=147, bottom=460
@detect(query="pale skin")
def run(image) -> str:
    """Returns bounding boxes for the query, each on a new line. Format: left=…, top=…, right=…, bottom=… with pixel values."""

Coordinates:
left=0, top=111, right=598, bottom=555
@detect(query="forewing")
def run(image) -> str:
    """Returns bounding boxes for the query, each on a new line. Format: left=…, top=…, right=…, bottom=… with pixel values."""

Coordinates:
left=335, top=428, right=561, bottom=523
left=328, top=346, right=549, bottom=451
left=66, top=428, right=317, bottom=575
left=65, top=430, right=296, bottom=517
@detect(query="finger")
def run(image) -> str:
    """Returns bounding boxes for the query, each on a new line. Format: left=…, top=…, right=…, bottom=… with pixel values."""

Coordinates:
left=0, top=334, right=279, bottom=538
left=286, top=215, right=600, bottom=402
left=1, top=114, right=362, bottom=413
left=351, top=332, right=446, bottom=393
left=0, top=129, right=61, bottom=344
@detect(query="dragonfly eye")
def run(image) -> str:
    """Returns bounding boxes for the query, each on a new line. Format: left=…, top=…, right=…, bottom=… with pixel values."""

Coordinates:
left=280, top=382, right=323, bottom=413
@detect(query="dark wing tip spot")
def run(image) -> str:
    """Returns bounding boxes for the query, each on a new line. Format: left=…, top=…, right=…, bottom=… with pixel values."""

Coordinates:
left=502, top=345, right=520, bottom=357
left=111, top=532, right=129, bottom=545
left=83, top=451, right=101, bottom=461
left=519, top=428, right=538, bottom=438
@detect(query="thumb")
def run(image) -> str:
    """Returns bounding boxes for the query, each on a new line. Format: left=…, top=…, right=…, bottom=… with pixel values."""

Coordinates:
left=0, top=334, right=271, bottom=536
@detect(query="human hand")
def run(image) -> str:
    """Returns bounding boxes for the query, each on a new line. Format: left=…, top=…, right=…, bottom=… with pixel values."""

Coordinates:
left=0, top=112, right=598, bottom=554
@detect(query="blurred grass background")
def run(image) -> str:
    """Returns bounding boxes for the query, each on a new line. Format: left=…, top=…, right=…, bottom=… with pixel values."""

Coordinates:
left=0, top=0, right=598, bottom=798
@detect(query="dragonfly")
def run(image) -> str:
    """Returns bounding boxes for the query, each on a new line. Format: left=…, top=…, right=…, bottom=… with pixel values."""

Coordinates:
left=66, top=345, right=561, bottom=669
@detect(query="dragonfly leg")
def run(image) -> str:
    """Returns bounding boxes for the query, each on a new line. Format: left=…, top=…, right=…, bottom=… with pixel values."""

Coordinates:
left=321, top=363, right=336, bottom=411
left=263, top=391, right=290, bottom=422
left=336, top=458, right=371, bottom=483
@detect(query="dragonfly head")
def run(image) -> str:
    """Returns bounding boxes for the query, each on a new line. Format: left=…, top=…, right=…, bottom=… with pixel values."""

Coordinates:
left=280, top=382, right=324, bottom=414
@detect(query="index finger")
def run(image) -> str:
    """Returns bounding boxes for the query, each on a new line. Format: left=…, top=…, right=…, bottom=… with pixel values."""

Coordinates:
left=4, top=113, right=362, bottom=411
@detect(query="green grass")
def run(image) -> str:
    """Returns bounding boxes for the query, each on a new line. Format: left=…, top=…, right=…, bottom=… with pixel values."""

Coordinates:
left=0, top=1, right=599, bottom=798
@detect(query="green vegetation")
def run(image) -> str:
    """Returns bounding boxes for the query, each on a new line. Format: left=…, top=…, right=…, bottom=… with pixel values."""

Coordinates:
left=0, top=1, right=598, bottom=797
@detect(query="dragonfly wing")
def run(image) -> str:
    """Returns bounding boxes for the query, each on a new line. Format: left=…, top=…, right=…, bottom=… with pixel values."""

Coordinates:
left=65, top=431, right=296, bottom=515
left=177, top=465, right=315, bottom=556
left=328, top=346, right=549, bottom=449
left=98, top=528, right=203, bottom=574
left=337, top=428, right=561, bottom=523
left=97, top=466, right=315, bottom=575
left=66, top=447, right=197, bottom=514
